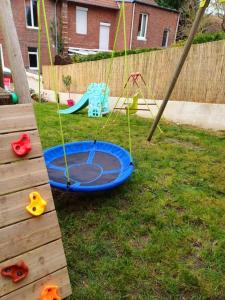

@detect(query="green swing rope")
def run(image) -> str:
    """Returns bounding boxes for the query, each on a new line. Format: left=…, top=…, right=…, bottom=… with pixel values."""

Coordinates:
left=121, top=0, right=133, bottom=162
left=94, top=4, right=124, bottom=140
left=96, top=0, right=133, bottom=162
left=39, top=0, right=71, bottom=186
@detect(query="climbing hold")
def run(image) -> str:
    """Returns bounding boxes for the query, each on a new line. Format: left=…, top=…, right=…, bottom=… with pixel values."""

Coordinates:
left=1, top=261, right=29, bottom=283
left=11, top=133, right=32, bottom=156
left=26, top=192, right=47, bottom=216
left=40, top=285, right=61, bottom=300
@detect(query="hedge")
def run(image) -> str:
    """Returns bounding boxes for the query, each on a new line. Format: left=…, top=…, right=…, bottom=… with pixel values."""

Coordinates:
left=71, top=48, right=160, bottom=63
left=71, top=31, right=225, bottom=63
left=173, top=31, right=225, bottom=47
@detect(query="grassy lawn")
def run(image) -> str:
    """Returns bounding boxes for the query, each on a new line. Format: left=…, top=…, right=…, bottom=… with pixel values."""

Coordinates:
left=34, top=102, right=225, bottom=300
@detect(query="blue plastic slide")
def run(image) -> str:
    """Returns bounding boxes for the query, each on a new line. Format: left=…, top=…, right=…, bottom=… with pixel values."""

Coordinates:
left=58, top=91, right=90, bottom=115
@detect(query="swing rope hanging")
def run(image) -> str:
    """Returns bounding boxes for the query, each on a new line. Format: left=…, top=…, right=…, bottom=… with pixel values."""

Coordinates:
left=38, top=0, right=134, bottom=192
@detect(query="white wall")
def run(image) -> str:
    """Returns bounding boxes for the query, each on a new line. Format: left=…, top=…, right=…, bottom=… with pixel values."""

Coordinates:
left=27, top=71, right=225, bottom=132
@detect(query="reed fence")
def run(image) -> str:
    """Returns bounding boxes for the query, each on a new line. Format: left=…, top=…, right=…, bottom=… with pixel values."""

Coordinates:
left=42, top=40, right=225, bottom=104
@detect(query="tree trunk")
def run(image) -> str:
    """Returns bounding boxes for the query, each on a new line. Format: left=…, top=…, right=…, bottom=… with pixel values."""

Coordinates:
left=0, top=0, right=31, bottom=103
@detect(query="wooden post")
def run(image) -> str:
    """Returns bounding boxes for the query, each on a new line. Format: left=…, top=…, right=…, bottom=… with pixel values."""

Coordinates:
left=147, top=0, right=211, bottom=142
left=0, top=0, right=31, bottom=103
left=0, top=48, right=4, bottom=89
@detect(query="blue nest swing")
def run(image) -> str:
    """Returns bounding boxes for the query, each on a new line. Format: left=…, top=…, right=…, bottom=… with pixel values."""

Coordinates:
left=44, top=141, right=134, bottom=192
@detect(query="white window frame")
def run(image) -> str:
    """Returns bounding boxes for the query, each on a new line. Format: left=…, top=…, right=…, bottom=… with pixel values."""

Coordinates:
left=76, top=6, right=88, bottom=35
left=28, top=47, right=38, bottom=70
left=137, top=13, right=148, bottom=41
left=99, top=22, right=111, bottom=51
left=25, top=0, right=38, bottom=30
left=162, top=29, right=170, bottom=48
left=0, top=44, right=4, bottom=68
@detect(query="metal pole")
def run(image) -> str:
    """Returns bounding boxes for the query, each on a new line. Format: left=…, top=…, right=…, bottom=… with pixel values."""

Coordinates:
left=147, top=0, right=211, bottom=142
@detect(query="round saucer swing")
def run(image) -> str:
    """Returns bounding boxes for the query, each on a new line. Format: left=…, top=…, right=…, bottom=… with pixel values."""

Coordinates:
left=40, top=0, right=134, bottom=192
left=44, top=141, right=134, bottom=192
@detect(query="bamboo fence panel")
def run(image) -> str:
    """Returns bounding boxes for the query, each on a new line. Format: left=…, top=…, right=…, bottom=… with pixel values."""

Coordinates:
left=42, top=40, right=225, bottom=104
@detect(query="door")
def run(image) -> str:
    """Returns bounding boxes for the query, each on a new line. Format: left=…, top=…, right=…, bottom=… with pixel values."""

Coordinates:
left=99, top=22, right=110, bottom=51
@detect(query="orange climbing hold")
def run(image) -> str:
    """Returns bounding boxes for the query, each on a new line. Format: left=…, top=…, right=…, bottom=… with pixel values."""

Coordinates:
left=26, top=192, right=47, bottom=216
left=40, top=285, right=61, bottom=300
left=1, top=261, right=29, bottom=283
left=11, top=133, right=32, bottom=156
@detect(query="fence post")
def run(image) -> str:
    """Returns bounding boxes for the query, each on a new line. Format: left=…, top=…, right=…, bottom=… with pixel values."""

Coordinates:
left=147, top=0, right=211, bottom=142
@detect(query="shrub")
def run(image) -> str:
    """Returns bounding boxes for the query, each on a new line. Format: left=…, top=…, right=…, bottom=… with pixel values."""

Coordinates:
left=71, top=48, right=160, bottom=64
left=173, top=31, right=225, bottom=47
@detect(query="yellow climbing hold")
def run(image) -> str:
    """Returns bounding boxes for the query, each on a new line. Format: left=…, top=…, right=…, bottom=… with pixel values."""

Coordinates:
left=200, top=0, right=207, bottom=7
left=26, top=192, right=47, bottom=216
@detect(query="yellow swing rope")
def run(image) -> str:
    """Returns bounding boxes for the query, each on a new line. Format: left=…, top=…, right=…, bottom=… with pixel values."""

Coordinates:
left=137, top=88, right=163, bottom=134
left=94, top=4, right=124, bottom=140
left=39, top=0, right=71, bottom=186
left=96, top=0, right=133, bottom=162
left=121, top=0, right=133, bottom=162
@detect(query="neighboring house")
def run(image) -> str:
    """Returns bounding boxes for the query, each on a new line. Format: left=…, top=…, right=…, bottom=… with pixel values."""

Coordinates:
left=0, top=0, right=179, bottom=70
left=0, top=0, right=56, bottom=70
left=63, top=0, right=179, bottom=54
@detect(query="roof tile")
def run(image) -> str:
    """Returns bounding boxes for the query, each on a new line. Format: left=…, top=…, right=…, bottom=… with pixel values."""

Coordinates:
left=69, top=0, right=119, bottom=9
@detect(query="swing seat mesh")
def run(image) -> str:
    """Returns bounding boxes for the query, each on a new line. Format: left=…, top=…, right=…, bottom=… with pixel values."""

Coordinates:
left=44, top=141, right=134, bottom=192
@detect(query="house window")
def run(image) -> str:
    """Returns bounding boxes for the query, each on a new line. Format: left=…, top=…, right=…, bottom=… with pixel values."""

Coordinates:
left=25, top=0, right=38, bottom=28
left=76, top=6, right=88, bottom=35
left=28, top=47, right=38, bottom=69
left=162, top=29, right=170, bottom=47
left=137, top=13, right=148, bottom=40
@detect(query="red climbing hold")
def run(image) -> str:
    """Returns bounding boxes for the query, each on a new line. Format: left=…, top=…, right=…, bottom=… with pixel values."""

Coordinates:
left=11, top=133, right=32, bottom=156
left=1, top=261, right=29, bottom=283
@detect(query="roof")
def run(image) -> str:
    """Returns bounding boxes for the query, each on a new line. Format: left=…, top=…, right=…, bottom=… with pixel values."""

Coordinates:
left=117, top=0, right=178, bottom=13
left=68, top=0, right=178, bottom=13
left=68, top=0, right=119, bottom=9
left=135, top=0, right=178, bottom=12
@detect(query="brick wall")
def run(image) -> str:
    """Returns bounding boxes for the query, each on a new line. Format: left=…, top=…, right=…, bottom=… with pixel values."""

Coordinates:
left=0, top=0, right=55, bottom=70
left=0, top=0, right=179, bottom=71
left=116, top=2, right=179, bottom=50
left=67, top=2, right=118, bottom=50
left=131, top=3, right=179, bottom=49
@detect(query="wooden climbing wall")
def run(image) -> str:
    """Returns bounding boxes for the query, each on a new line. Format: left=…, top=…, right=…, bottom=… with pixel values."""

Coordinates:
left=0, top=104, right=72, bottom=299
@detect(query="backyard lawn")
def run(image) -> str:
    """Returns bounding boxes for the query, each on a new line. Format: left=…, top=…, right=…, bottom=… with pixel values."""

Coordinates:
left=34, top=102, right=225, bottom=300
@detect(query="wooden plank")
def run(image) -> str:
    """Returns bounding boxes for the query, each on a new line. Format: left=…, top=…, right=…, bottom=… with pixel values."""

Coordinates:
left=0, top=184, right=55, bottom=228
left=0, top=130, right=43, bottom=164
left=1, top=267, right=72, bottom=300
left=0, top=114, right=36, bottom=134
left=0, top=157, right=49, bottom=196
left=0, top=211, right=61, bottom=261
left=0, top=104, right=36, bottom=133
left=0, top=239, right=67, bottom=297
left=0, top=104, right=34, bottom=117
left=0, top=87, right=11, bottom=99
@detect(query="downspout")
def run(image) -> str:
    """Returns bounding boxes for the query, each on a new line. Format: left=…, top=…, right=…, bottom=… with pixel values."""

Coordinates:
left=55, top=0, right=59, bottom=54
left=129, top=1, right=136, bottom=49
left=174, top=12, right=180, bottom=42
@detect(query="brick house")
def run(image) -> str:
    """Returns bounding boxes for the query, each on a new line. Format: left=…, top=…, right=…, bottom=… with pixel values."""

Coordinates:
left=0, top=0, right=179, bottom=70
